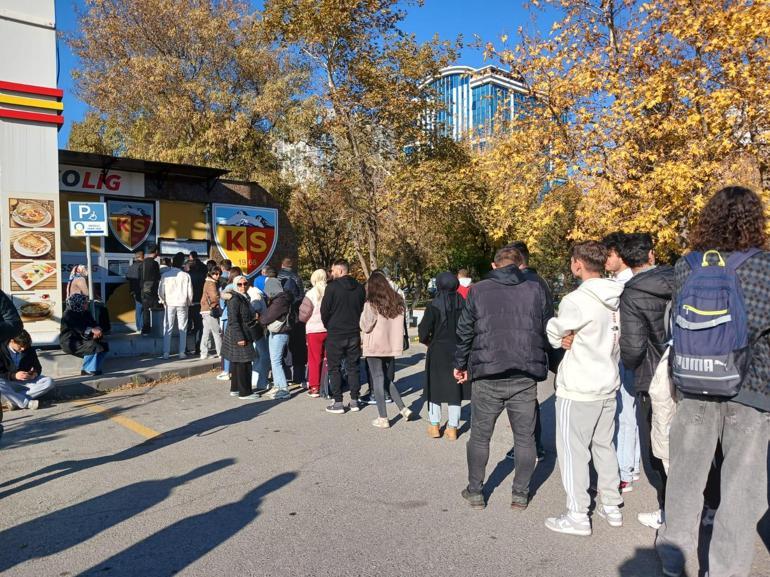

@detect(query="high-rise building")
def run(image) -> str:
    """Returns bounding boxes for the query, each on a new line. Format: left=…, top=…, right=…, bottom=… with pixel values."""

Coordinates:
left=425, top=65, right=535, bottom=143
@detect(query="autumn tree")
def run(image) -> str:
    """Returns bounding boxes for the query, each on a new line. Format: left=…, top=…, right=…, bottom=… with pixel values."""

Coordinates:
left=67, top=0, right=307, bottom=191
left=263, top=0, right=458, bottom=275
left=486, top=0, right=770, bottom=260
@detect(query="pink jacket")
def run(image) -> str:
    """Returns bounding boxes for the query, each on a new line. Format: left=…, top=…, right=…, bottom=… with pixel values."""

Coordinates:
left=299, top=289, right=326, bottom=334
left=360, top=302, right=404, bottom=358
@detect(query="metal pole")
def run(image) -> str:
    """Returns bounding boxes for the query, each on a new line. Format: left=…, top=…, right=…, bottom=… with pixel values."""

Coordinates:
left=86, top=236, right=94, bottom=298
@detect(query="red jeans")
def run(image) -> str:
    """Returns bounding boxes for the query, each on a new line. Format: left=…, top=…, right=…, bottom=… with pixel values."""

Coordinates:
left=306, top=331, right=327, bottom=389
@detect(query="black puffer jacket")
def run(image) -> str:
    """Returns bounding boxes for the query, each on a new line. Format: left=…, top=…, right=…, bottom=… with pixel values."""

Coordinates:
left=221, top=291, right=256, bottom=363
left=454, top=264, right=553, bottom=381
left=619, top=265, right=674, bottom=393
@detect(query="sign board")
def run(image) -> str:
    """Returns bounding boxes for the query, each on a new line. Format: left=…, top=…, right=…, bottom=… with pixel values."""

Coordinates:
left=159, top=237, right=209, bottom=257
left=212, top=204, right=278, bottom=277
left=69, top=201, right=108, bottom=236
left=59, top=165, right=145, bottom=197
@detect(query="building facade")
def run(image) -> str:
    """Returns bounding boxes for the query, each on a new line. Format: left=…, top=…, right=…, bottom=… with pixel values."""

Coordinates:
left=426, top=65, right=535, bottom=143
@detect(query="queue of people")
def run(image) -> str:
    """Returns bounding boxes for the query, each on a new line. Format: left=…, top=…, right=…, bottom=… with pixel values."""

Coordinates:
left=1, top=184, right=765, bottom=577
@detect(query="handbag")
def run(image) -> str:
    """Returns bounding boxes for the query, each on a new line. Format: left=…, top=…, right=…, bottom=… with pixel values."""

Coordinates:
left=206, top=293, right=222, bottom=319
left=246, top=317, right=263, bottom=341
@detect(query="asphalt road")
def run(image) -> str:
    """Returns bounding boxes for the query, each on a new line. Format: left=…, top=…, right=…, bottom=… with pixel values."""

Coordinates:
left=1, top=343, right=768, bottom=577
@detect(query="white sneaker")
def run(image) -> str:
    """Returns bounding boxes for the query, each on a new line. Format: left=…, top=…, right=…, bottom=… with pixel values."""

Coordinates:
left=596, top=505, right=623, bottom=527
left=27, top=399, right=40, bottom=410
left=637, top=509, right=663, bottom=529
left=200, top=353, right=210, bottom=360
left=179, top=353, right=187, bottom=359
left=216, top=372, right=230, bottom=381
left=229, top=391, right=239, bottom=397
left=372, top=417, right=390, bottom=428
left=545, top=512, right=592, bottom=536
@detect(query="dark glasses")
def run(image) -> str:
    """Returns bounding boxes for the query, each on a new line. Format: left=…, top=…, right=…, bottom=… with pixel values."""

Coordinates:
left=237, top=282, right=248, bottom=286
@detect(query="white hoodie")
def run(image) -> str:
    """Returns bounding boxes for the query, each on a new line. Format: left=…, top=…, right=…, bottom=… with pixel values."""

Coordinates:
left=547, top=277, right=624, bottom=402
left=159, top=267, right=193, bottom=307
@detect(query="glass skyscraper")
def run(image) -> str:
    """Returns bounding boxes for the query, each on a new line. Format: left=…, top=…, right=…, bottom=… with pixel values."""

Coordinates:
left=425, top=65, right=535, bottom=143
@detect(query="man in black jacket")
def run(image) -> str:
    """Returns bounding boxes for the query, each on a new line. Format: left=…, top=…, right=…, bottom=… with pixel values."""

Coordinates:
left=140, top=244, right=161, bottom=336
left=125, top=249, right=144, bottom=332
left=618, top=232, right=674, bottom=529
left=0, top=330, right=53, bottom=410
left=186, top=252, right=207, bottom=355
left=454, top=246, right=553, bottom=510
left=0, top=290, right=23, bottom=435
left=278, top=257, right=307, bottom=386
left=321, top=259, right=365, bottom=414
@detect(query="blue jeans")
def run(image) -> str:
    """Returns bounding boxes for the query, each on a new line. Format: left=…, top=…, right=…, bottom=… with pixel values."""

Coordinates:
left=615, top=363, right=640, bottom=482
left=428, top=402, right=461, bottom=428
left=269, top=333, right=290, bottom=391
left=134, top=301, right=143, bottom=332
left=82, top=352, right=106, bottom=373
left=221, top=319, right=230, bottom=373
left=251, top=337, right=270, bottom=389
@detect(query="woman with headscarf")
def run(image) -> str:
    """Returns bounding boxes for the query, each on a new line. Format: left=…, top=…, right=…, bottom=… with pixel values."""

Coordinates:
left=221, top=275, right=258, bottom=400
left=259, top=277, right=294, bottom=401
left=67, top=265, right=89, bottom=299
left=418, top=271, right=468, bottom=440
left=299, top=269, right=328, bottom=398
left=60, top=293, right=108, bottom=375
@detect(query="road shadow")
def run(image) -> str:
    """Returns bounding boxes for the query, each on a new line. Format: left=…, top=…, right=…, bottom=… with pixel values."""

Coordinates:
left=395, top=352, right=425, bottom=370
left=0, top=397, right=285, bottom=499
left=0, top=396, right=164, bottom=452
left=73, top=472, right=297, bottom=577
left=617, top=547, right=664, bottom=576
left=0, top=459, right=235, bottom=573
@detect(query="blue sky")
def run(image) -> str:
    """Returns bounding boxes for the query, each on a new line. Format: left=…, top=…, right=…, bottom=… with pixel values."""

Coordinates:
left=55, top=0, right=558, bottom=147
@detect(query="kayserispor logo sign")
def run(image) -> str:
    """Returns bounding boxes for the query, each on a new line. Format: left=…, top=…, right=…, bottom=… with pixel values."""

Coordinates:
left=212, top=204, right=278, bottom=277
left=107, top=200, right=154, bottom=251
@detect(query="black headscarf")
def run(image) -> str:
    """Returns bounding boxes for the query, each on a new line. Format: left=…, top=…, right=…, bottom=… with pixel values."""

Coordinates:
left=432, top=271, right=463, bottom=329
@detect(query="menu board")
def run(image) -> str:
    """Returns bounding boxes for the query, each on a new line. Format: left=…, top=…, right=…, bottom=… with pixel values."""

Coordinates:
left=2, top=195, right=62, bottom=344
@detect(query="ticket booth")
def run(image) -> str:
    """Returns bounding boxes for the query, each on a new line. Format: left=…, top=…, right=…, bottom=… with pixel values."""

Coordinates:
left=58, top=150, right=297, bottom=333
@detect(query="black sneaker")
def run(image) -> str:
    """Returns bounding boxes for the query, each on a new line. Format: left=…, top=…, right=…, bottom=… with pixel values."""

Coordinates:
left=537, top=447, right=547, bottom=462
left=506, top=446, right=515, bottom=460
left=461, top=488, right=485, bottom=510
left=511, top=491, right=529, bottom=510
left=325, top=402, right=345, bottom=414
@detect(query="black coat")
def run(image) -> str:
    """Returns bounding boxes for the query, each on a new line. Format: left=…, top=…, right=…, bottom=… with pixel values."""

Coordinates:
left=188, top=261, right=207, bottom=304
left=141, top=258, right=160, bottom=305
left=619, top=265, right=674, bottom=393
left=320, top=276, right=365, bottom=339
left=222, top=292, right=256, bottom=363
left=60, top=309, right=109, bottom=358
left=0, top=343, right=42, bottom=381
left=419, top=301, right=470, bottom=404
left=126, top=260, right=143, bottom=302
left=454, top=264, right=553, bottom=381
left=0, top=291, right=22, bottom=344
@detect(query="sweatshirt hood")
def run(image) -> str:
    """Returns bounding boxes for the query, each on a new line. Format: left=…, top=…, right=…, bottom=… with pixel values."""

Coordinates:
left=578, top=277, right=624, bottom=310
left=335, top=275, right=360, bottom=290
left=625, top=265, right=675, bottom=299
left=486, top=264, right=526, bottom=286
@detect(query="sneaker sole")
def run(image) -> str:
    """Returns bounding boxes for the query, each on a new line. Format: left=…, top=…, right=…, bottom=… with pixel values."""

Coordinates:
left=325, top=409, right=345, bottom=414
left=544, top=520, right=591, bottom=536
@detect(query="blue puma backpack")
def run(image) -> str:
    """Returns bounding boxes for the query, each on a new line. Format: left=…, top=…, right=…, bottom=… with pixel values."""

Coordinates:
left=671, top=248, right=760, bottom=397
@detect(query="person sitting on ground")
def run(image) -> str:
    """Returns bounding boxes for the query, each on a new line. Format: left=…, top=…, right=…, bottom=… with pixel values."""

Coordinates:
left=0, top=330, right=54, bottom=411
left=60, top=293, right=109, bottom=376
left=419, top=271, right=467, bottom=440
left=362, top=270, right=412, bottom=428
left=544, top=241, right=624, bottom=536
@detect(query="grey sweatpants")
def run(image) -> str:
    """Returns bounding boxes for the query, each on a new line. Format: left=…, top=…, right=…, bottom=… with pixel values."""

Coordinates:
left=556, top=396, right=622, bottom=515
left=657, top=399, right=769, bottom=577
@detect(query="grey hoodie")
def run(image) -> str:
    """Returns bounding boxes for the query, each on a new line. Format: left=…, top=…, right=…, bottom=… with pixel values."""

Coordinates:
left=547, top=277, right=624, bottom=401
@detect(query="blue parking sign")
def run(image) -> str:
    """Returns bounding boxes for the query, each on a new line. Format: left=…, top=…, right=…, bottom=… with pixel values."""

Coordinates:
left=69, top=202, right=108, bottom=236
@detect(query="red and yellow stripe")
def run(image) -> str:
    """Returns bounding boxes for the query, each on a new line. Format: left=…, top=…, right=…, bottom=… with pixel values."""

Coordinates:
left=0, top=80, right=64, bottom=126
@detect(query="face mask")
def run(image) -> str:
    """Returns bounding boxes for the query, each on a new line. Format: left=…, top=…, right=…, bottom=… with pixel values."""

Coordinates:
left=459, top=277, right=472, bottom=287
left=221, top=271, right=229, bottom=279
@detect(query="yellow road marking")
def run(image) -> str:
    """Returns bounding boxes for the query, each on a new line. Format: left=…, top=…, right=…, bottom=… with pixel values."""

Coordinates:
left=0, top=93, right=64, bottom=111
left=73, top=400, right=161, bottom=440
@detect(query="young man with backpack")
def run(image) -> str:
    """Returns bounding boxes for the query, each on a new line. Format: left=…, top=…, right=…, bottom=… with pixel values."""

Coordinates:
left=657, top=187, right=770, bottom=577
left=618, top=233, right=674, bottom=529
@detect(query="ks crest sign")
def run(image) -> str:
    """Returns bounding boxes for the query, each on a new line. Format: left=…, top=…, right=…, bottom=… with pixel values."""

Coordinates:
left=212, top=204, right=278, bottom=277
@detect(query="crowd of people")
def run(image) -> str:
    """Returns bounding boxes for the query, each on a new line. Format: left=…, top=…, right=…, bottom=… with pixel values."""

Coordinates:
left=0, top=185, right=766, bottom=577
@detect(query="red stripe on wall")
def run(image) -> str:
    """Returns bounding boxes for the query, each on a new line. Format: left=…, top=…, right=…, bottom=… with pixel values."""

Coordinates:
left=0, top=80, right=63, bottom=99
left=0, top=108, right=64, bottom=125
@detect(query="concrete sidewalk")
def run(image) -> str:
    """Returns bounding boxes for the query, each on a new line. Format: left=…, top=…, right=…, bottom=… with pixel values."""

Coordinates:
left=42, top=352, right=222, bottom=398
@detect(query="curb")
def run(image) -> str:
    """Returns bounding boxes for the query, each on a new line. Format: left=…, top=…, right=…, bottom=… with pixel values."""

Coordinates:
left=52, top=360, right=221, bottom=399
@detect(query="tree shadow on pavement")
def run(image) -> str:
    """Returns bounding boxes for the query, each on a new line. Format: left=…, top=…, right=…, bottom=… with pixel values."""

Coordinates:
left=0, top=459, right=235, bottom=573
left=0, top=398, right=283, bottom=499
left=73, top=472, right=298, bottom=577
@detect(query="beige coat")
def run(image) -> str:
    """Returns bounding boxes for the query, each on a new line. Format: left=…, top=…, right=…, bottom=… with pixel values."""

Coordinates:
left=648, top=346, right=676, bottom=473
left=360, top=302, right=404, bottom=358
